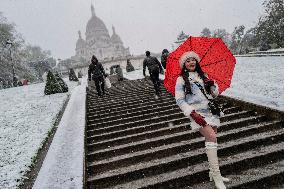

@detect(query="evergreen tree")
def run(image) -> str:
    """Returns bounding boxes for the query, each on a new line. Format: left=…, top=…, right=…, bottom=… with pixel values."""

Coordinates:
left=44, top=71, right=62, bottom=95
left=7, top=81, right=12, bottom=88
left=0, top=80, right=3, bottom=89
left=254, top=0, right=284, bottom=48
left=77, top=70, right=83, bottom=78
left=69, top=68, right=78, bottom=81
left=54, top=72, right=68, bottom=93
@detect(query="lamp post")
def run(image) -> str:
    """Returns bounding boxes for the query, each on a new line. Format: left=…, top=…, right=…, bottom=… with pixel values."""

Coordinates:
left=5, top=39, right=16, bottom=87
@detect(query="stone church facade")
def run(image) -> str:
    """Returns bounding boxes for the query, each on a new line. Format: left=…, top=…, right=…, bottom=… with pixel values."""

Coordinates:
left=73, top=4, right=130, bottom=62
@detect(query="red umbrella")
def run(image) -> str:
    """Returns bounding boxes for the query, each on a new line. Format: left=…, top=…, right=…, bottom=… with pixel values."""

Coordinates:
left=164, top=36, right=236, bottom=96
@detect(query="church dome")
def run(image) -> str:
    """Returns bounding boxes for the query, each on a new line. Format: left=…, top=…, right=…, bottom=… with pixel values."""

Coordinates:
left=86, top=5, right=109, bottom=38
left=86, top=16, right=108, bottom=34
left=110, top=26, right=123, bottom=45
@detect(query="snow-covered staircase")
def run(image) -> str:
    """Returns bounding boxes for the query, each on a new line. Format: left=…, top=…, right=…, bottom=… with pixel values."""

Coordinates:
left=85, top=78, right=284, bottom=189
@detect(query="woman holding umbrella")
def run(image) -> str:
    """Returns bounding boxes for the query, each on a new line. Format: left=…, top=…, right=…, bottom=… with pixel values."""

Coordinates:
left=175, top=51, right=229, bottom=189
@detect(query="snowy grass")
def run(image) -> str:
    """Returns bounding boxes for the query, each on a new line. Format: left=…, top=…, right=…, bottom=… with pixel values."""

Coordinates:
left=0, top=80, right=78, bottom=189
left=223, top=56, right=284, bottom=111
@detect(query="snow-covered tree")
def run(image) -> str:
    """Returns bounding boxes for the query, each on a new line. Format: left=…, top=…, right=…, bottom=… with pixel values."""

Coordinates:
left=44, top=71, right=62, bottom=95
left=77, top=70, right=83, bottom=78
left=69, top=68, right=78, bottom=81
left=0, top=12, right=56, bottom=83
left=240, top=29, right=257, bottom=53
left=200, top=28, right=211, bottom=37
left=54, top=72, right=68, bottom=93
left=212, top=28, right=231, bottom=47
left=254, top=0, right=284, bottom=48
left=230, top=25, right=245, bottom=54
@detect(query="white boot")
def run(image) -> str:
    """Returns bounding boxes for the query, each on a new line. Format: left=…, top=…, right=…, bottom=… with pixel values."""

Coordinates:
left=205, top=142, right=227, bottom=189
left=209, top=171, right=230, bottom=182
left=208, top=140, right=230, bottom=183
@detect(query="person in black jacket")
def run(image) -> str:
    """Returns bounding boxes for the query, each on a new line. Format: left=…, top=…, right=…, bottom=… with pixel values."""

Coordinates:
left=143, top=51, right=163, bottom=98
left=161, top=49, right=169, bottom=69
left=88, top=55, right=107, bottom=96
left=115, top=65, right=124, bottom=81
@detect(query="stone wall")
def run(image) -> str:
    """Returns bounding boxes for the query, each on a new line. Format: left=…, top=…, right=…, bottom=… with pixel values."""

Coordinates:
left=73, top=56, right=146, bottom=76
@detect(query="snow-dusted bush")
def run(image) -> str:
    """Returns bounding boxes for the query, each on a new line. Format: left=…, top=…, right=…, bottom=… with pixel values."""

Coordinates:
left=54, top=72, right=68, bottom=93
left=78, top=71, right=83, bottom=78
left=69, top=68, right=79, bottom=81
left=126, top=60, right=135, bottom=72
left=44, top=71, right=62, bottom=95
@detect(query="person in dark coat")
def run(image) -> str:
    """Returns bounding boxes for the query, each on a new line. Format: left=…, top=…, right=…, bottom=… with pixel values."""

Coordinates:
left=161, top=49, right=169, bottom=69
left=115, top=65, right=124, bottom=81
left=143, top=51, right=164, bottom=98
left=110, top=65, right=116, bottom=75
left=88, top=55, right=107, bottom=96
left=126, top=59, right=135, bottom=72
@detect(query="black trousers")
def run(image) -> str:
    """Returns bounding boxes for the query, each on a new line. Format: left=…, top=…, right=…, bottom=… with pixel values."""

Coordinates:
left=149, top=70, right=161, bottom=95
left=94, top=77, right=105, bottom=96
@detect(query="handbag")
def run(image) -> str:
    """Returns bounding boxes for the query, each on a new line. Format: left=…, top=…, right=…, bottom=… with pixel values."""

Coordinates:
left=193, top=81, right=223, bottom=116
left=105, top=77, right=111, bottom=88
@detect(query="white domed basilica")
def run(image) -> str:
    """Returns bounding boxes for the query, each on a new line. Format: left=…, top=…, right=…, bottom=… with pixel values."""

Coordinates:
left=74, top=4, right=130, bottom=61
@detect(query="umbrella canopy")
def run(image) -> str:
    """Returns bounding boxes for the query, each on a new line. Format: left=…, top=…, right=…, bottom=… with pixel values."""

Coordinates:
left=164, top=36, right=236, bottom=96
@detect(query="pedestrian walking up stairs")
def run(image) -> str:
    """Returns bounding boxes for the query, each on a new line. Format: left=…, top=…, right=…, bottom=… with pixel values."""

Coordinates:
left=85, top=78, right=284, bottom=189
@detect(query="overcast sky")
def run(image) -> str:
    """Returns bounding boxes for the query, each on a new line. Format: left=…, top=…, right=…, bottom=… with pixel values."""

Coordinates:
left=1, top=0, right=265, bottom=59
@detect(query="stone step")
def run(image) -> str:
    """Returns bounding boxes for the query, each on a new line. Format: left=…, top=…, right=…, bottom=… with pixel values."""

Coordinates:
left=87, top=112, right=185, bottom=131
left=87, top=105, right=242, bottom=127
left=87, top=120, right=283, bottom=176
left=89, top=79, right=153, bottom=90
left=87, top=99, right=176, bottom=116
left=86, top=116, right=267, bottom=162
left=87, top=95, right=175, bottom=113
left=220, top=110, right=254, bottom=122
left=104, top=85, right=167, bottom=96
left=88, top=108, right=181, bottom=127
left=104, top=80, right=155, bottom=92
left=87, top=103, right=239, bottom=126
left=88, top=84, right=164, bottom=98
left=185, top=152, right=284, bottom=189
left=223, top=106, right=242, bottom=114
left=87, top=122, right=189, bottom=150
left=227, top=159, right=284, bottom=189
left=87, top=103, right=238, bottom=131
left=109, top=80, right=159, bottom=91
left=88, top=103, right=178, bottom=122
left=88, top=90, right=171, bottom=106
left=87, top=87, right=169, bottom=102
left=86, top=135, right=284, bottom=188
left=86, top=110, right=256, bottom=143
left=85, top=79, right=284, bottom=188
left=87, top=117, right=189, bottom=141
left=87, top=93, right=174, bottom=109
left=87, top=113, right=265, bottom=139
left=88, top=99, right=176, bottom=115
